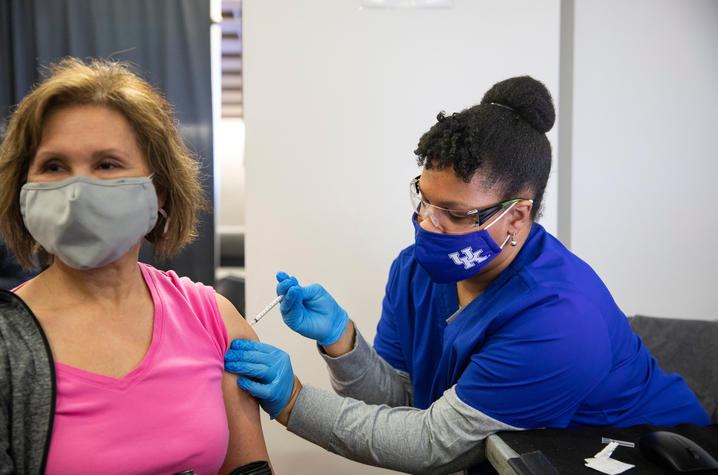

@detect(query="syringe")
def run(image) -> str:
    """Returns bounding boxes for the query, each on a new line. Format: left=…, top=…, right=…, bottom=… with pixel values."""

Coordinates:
left=249, top=295, right=284, bottom=326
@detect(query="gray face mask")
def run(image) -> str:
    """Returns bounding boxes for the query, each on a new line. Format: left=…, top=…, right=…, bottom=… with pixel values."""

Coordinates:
left=20, top=175, right=159, bottom=270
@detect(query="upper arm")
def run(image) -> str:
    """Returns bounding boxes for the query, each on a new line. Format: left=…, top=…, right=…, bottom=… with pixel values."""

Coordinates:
left=455, top=296, right=613, bottom=429
left=215, top=293, right=271, bottom=473
left=216, top=292, right=258, bottom=346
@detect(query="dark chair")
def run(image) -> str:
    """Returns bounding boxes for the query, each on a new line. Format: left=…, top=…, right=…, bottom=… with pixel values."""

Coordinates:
left=629, top=315, right=718, bottom=423
left=215, top=275, right=245, bottom=317
left=0, top=242, right=39, bottom=290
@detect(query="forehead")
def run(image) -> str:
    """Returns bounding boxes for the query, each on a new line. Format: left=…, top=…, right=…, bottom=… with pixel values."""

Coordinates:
left=418, top=167, right=502, bottom=208
left=34, top=104, right=143, bottom=156
left=41, top=104, right=134, bottom=137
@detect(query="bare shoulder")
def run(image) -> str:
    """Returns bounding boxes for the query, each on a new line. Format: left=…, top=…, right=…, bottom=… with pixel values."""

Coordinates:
left=13, top=276, right=44, bottom=308
left=215, top=292, right=259, bottom=342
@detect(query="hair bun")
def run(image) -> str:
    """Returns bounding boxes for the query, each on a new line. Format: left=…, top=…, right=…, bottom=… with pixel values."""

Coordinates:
left=481, top=76, right=555, bottom=133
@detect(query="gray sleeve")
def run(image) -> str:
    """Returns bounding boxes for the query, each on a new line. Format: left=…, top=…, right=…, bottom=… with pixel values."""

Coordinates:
left=0, top=339, right=14, bottom=475
left=287, top=384, right=522, bottom=475
left=318, top=326, right=413, bottom=406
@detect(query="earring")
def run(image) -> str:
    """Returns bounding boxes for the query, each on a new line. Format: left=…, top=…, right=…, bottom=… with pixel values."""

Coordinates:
left=158, top=208, right=170, bottom=235
left=510, top=234, right=518, bottom=247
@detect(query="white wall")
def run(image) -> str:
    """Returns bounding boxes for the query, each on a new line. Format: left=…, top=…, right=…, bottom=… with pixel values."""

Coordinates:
left=571, top=0, right=718, bottom=320
left=242, top=0, right=560, bottom=473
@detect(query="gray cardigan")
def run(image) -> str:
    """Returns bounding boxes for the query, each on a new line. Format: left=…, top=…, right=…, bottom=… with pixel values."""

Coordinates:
left=0, top=289, right=55, bottom=475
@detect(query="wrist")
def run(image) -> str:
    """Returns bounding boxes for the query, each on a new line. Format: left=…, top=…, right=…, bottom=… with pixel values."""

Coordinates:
left=276, top=375, right=303, bottom=427
left=323, top=319, right=355, bottom=357
left=317, top=309, right=350, bottom=346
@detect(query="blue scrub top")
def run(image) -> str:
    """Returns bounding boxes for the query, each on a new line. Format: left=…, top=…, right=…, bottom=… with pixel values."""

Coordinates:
left=374, top=223, right=709, bottom=429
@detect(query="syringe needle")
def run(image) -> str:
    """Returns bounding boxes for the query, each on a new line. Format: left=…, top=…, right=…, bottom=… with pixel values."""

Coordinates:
left=250, top=295, right=284, bottom=326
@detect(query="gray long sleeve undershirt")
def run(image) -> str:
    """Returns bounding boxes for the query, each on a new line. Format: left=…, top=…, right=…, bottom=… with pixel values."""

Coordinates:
left=286, top=327, right=521, bottom=474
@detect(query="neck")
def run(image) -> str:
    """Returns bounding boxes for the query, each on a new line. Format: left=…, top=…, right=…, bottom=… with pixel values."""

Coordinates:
left=40, top=247, right=145, bottom=306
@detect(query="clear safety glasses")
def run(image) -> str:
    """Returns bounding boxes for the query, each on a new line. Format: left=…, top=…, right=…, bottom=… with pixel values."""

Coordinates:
left=409, top=175, right=529, bottom=234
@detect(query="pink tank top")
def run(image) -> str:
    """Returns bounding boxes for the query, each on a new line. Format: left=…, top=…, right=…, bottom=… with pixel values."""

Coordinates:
left=45, top=264, right=230, bottom=474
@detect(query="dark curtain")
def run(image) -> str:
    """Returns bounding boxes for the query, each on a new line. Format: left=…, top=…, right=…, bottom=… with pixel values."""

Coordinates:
left=0, top=0, right=216, bottom=285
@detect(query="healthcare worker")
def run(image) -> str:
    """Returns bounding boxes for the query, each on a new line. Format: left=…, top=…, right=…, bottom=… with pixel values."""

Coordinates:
left=225, top=76, right=710, bottom=475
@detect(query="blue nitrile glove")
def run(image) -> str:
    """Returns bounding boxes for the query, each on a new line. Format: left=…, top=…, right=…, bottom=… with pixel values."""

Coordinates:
left=276, top=271, right=349, bottom=346
left=224, top=340, right=294, bottom=420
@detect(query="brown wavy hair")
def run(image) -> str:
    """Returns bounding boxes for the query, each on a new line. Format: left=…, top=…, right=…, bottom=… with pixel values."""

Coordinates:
left=0, top=57, right=207, bottom=269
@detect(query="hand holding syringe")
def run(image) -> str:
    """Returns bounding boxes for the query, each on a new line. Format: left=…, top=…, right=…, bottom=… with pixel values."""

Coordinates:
left=250, top=295, right=284, bottom=326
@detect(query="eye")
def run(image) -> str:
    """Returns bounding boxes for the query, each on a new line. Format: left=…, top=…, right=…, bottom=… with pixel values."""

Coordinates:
left=448, top=212, right=472, bottom=222
left=39, top=160, right=64, bottom=173
left=98, top=160, right=121, bottom=170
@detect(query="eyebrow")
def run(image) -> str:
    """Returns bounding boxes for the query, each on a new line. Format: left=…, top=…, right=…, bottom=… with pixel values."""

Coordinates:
left=38, top=146, right=129, bottom=155
left=417, top=183, right=473, bottom=210
left=32, top=147, right=131, bottom=163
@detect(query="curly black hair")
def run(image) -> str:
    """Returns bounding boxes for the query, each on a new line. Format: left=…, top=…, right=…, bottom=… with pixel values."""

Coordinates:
left=414, top=76, right=555, bottom=219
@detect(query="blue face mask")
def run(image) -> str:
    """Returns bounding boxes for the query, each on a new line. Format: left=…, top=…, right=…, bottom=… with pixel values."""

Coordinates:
left=412, top=202, right=517, bottom=284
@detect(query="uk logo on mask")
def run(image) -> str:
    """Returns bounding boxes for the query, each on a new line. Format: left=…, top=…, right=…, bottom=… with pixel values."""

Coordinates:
left=448, top=247, right=491, bottom=269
